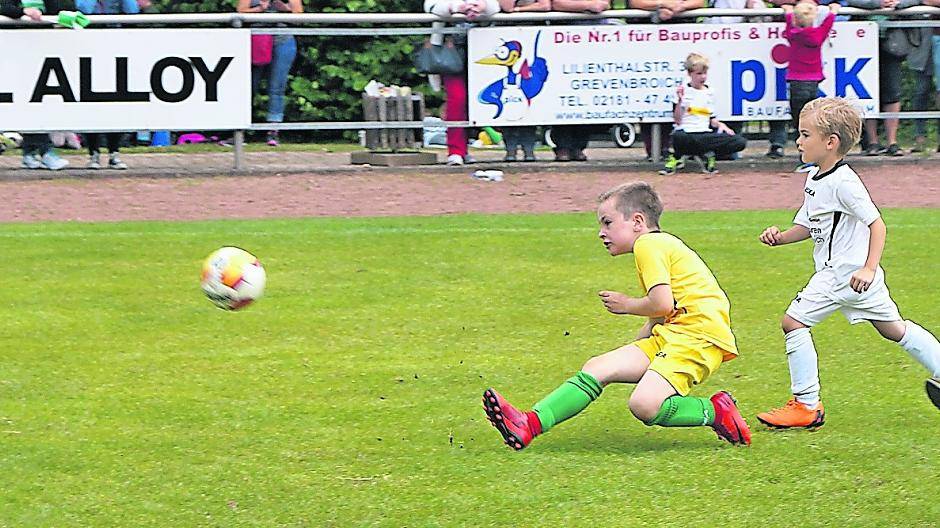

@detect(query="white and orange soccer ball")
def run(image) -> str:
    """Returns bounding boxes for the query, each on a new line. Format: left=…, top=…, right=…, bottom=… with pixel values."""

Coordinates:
left=200, top=247, right=266, bottom=310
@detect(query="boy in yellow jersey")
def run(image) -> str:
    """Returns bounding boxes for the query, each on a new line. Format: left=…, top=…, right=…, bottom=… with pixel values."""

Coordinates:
left=483, top=181, right=751, bottom=450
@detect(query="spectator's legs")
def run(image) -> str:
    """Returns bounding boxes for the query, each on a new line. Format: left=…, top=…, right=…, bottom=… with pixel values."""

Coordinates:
left=788, top=81, right=818, bottom=139
left=552, top=125, right=576, bottom=161
left=85, top=133, right=102, bottom=169
left=876, top=53, right=903, bottom=155
left=570, top=126, right=592, bottom=161
left=21, top=134, right=67, bottom=170
left=700, top=132, right=747, bottom=159
left=671, top=130, right=699, bottom=157
left=442, top=74, right=469, bottom=161
left=105, top=133, right=127, bottom=169
left=105, top=133, right=123, bottom=154
left=517, top=126, right=536, bottom=160
left=502, top=127, right=520, bottom=160
left=251, top=64, right=265, bottom=95
left=22, top=134, right=51, bottom=157
left=912, top=66, right=933, bottom=150
left=883, top=101, right=901, bottom=146
left=768, top=120, right=787, bottom=152
left=266, top=35, right=297, bottom=124
left=933, top=35, right=940, bottom=149
left=86, top=133, right=102, bottom=156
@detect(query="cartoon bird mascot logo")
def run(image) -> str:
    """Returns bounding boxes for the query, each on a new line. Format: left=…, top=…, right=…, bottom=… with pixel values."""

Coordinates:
left=476, top=31, right=548, bottom=121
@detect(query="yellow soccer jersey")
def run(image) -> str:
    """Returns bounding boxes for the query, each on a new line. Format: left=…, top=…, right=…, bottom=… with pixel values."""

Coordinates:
left=633, top=231, right=737, bottom=359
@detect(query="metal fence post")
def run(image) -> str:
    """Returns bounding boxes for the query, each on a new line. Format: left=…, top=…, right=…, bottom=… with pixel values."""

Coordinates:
left=234, top=130, right=245, bottom=170
left=651, top=123, right=661, bottom=163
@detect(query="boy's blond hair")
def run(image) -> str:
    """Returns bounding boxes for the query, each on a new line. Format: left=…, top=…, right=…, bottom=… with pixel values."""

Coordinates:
left=793, top=1, right=817, bottom=27
left=597, top=182, right=663, bottom=228
left=800, top=97, right=863, bottom=156
left=684, top=52, right=709, bottom=73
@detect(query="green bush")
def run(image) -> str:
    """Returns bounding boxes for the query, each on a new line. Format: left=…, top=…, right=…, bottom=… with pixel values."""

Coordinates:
left=153, top=0, right=438, bottom=140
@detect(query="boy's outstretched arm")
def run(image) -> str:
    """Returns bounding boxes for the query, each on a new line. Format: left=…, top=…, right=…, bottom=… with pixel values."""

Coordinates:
left=849, top=217, right=886, bottom=293
left=760, top=224, right=810, bottom=246
left=599, top=284, right=674, bottom=318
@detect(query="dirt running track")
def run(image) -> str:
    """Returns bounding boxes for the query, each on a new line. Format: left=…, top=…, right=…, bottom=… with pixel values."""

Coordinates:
left=2, top=161, right=939, bottom=222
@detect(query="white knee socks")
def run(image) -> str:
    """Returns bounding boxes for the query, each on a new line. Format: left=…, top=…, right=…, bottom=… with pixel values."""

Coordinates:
left=786, top=327, right=821, bottom=407
left=899, top=320, right=940, bottom=378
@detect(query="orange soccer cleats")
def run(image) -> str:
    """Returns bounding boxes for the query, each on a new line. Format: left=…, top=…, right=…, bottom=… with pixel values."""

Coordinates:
left=757, top=399, right=826, bottom=429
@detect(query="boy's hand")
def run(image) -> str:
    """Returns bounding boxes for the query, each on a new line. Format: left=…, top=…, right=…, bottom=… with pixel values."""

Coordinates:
left=598, top=290, right=632, bottom=314
left=676, top=84, right=684, bottom=101
left=586, top=0, right=611, bottom=13
left=849, top=267, right=875, bottom=293
left=760, top=226, right=783, bottom=246
left=829, top=3, right=841, bottom=14
left=716, top=123, right=735, bottom=135
left=781, top=4, right=794, bottom=13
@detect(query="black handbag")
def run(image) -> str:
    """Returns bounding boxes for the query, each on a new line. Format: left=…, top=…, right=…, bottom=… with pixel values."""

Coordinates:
left=412, top=38, right=466, bottom=75
left=881, top=27, right=920, bottom=58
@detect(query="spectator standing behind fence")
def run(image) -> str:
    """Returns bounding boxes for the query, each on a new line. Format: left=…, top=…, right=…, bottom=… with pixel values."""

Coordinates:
left=903, top=27, right=933, bottom=153
left=75, top=0, right=141, bottom=169
left=764, top=0, right=842, bottom=159
left=549, top=0, right=612, bottom=162
left=424, top=0, right=499, bottom=165
left=2, top=0, right=70, bottom=170
left=776, top=2, right=838, bottom=165
left=629, top=0, right=707, bottom=162
left=496, top=0, right=549, bottom=161
left=848, top=0, right=920, bottom=156
left=658, top=52, right=746, bottom=175
left=707, top=0, right=763, bottom=145
left=238, top=0, right=302, bottom=147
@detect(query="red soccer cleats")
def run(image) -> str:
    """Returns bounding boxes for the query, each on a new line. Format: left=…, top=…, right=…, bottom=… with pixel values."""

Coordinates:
left=710, top=391, right=751, bottom=446
left=756, top=398, right=826, bottom=430
left=482, top=388, right=540, bottom=451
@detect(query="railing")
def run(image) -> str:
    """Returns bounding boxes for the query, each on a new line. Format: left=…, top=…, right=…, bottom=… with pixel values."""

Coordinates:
left=3, top=9, right=940, bottom=168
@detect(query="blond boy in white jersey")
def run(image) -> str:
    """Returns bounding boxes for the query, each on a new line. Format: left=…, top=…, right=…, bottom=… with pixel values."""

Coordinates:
left=757, top=97, right=940, bottom=428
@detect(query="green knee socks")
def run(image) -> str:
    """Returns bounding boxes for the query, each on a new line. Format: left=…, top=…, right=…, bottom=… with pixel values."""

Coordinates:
left=532, top=371, right=603, bottom=432
left=648, top=395, right=715, bottom=427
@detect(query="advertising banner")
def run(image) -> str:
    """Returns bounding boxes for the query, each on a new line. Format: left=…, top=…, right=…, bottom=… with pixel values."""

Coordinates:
left=0, top=29, right=251, bottom=131
left=468, top=22, right=879, bottom=126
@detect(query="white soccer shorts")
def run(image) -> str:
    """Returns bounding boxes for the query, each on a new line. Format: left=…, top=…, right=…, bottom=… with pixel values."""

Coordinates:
left=786, top=268, right=902, bottom=327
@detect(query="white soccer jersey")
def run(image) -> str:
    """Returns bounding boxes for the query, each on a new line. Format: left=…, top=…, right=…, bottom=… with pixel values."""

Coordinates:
left=793, top=161, right=881, bottom=280
left=677, top=84, right=714, bottom=133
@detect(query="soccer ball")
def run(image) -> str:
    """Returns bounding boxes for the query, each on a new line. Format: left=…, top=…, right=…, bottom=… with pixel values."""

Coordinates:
left=200, top=247, right=266, bottom=310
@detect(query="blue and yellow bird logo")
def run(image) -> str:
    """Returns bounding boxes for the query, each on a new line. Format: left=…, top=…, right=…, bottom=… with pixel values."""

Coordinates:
left=476, top=31, right=548, bottom=120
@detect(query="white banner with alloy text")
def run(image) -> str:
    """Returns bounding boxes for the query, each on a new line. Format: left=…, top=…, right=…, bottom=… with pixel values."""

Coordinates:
left=0, top=29, right=250, bottom=131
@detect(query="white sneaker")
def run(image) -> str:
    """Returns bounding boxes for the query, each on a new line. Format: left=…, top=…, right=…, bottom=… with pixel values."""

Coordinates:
left=40, top=151, right=69, bottom=171
left=446, top=154, right=464, bottom=166
left=21, top=154, right=43, bottom=169
left=87, top=152, right=101, bottom=169
left=108, top=153, right=128, bottom=170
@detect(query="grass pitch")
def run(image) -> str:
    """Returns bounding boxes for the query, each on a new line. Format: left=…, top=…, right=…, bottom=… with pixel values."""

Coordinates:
left=0, top=209, right=937, bottom=527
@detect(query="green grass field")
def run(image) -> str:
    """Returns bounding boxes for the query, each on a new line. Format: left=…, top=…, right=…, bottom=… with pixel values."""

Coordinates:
left=1, top=209, right=938, bottom=527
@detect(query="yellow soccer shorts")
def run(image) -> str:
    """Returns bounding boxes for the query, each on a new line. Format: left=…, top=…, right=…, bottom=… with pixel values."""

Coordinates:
left=633, top=326, right=729, bottom=396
